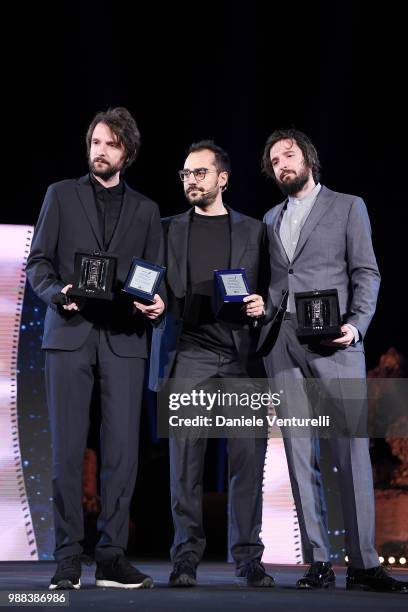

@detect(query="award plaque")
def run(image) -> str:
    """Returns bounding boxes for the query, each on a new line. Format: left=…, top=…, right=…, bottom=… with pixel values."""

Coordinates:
left=122, top=257, right=166, bottom=304
left=213, top=268, right=251, bottom=322
left=68, top=250, right=117, bottom=301
left=294, top=289, right=342, bottom=339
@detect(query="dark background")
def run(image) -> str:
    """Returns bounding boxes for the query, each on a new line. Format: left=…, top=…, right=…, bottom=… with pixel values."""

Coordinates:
left=8, top=1, right=407, bottom=559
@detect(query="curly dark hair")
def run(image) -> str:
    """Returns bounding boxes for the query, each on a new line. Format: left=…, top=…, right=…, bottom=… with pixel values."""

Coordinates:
left=262, top=128, right=321, bottom=182
left=86, top=107, right=141, bottom=171
left=187, top=139, right=231, bottom=175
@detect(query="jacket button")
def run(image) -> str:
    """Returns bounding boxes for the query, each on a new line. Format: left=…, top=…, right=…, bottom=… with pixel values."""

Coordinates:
left=288, top=268, right=294, bottom=274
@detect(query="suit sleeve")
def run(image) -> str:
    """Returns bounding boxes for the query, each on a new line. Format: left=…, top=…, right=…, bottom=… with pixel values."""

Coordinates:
left=26, top=184, right=65, bottom=306
left=261, top=211, right=284, bottom=324
left=142, top=202, right=167, bottom=318
left=345, top=197, right=381, bottom=339
left=257, top=223, right=270, bottom=301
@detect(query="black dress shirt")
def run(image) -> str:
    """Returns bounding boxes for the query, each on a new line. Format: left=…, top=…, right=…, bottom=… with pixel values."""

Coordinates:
left=90, top=173, right=124, bottom=250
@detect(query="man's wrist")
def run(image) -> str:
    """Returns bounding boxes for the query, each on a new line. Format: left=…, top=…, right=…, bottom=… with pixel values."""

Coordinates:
left=344, top=323, right=359, bottom=344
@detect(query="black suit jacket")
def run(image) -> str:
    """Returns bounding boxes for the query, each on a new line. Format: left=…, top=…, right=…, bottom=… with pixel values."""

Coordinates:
left=26, top=174, right=164, bottom=357
left=149, top=207, right=268, bottom=390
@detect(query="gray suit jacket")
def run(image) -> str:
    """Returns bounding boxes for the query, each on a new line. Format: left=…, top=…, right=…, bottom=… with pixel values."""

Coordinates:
left=258, top=185, right=381, bottom=351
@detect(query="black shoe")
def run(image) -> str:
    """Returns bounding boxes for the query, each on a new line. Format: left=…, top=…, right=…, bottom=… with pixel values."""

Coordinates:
left=169, top=556, right=197, bottom=587
left=346, top=565, right=408, bottom=593
left=49, top=555, right=81, bottom=590
left=296, top=562, right=336, bottom=589
left=236, top=559, right=275, bottom=587
left=95, top=556, right=153, bottom=589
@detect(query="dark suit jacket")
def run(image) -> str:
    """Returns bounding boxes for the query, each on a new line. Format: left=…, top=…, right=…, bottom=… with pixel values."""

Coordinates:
left=149, top=207, right=268, bottom=390
left=258, top=185, right=381, bottom=352
left=26, top=174, right=164, bottom=357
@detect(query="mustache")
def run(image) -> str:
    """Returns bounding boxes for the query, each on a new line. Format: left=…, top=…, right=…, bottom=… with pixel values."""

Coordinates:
left=187, top=186, right=204, bottom=193
left=280, top=170, right=294, bottom=180
left=93, top=157, right=109, bottom=164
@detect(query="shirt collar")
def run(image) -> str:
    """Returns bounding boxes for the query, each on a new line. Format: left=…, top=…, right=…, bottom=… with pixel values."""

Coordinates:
left=90, top=173, right=124, bottom=196
left=288, top=182, right=321, bottom=207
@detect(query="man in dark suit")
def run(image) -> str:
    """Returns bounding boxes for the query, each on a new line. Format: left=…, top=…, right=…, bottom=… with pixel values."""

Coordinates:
left=26, top=107, right=165, bottom=590
left=149, top=141, right=274, bottom=588
left=259, top=128, right=407, bottom=593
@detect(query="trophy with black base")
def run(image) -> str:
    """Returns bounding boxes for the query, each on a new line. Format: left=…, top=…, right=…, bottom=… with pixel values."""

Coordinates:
left=213, top=268, right=252, bottom=323
left=122, top=257, right=166, bottom=304
left=68, top=250, right=117, bottom=301
left=294, top=288, right=342, bottom=340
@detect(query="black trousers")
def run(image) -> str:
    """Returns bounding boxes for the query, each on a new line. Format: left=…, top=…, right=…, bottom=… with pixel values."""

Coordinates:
left=45, top=327, right=145, bottom=561
left=168, top=342, right=266, bottom=568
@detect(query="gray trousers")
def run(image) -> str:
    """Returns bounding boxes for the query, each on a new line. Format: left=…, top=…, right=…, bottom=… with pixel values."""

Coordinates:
left=263, top=317, right=379, bottom=568
left=168, top=343, right=266, bottom=568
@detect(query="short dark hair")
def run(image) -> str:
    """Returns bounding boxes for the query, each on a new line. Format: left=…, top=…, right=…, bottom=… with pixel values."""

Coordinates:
left=187, top=140, right=231, bottom=175
left=86, top=107, right=141, bottom=170
left=262, top=128, right=321, bottom=182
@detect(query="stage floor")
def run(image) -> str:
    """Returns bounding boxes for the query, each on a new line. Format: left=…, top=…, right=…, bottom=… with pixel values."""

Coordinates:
left=0, top=561, right=407, bottom=611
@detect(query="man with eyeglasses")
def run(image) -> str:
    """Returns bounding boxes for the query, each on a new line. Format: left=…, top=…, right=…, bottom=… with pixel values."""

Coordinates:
left=149, top=140, right=274, bottom=588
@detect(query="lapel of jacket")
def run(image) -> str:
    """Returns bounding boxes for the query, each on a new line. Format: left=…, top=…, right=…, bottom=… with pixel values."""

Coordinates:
left=271, top=201, right=290, bottom=264
left=167, top=210, right=191, bottom=297
left=108, top=183, right=139, bottom=253
left=291, top=185, right=336, bottom=263
left=76, top=175, right=103, bottom=249
left=229, top=207, right=250, bottom=267
left=167, top=206, right=251, bottom=296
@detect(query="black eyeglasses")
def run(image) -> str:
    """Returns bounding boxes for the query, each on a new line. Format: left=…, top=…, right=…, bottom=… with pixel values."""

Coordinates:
left=178, top=168, right=218, bottom=182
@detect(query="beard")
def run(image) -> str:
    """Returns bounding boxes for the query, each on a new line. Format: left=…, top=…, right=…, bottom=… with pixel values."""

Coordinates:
left=185, top=184, right=219, bottom=207
left=277, top=166, right=310, bottom=196
left=89, top=156, right=123, bottom=181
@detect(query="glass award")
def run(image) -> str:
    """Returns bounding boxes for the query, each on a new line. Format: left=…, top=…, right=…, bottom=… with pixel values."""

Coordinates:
left=213, top=268, right=251, bottom=322
left=122, top=257, right=166, bottom=304
left=294, top=289, right=342, bottom=339
left=68, top=250, right=117, bottom=300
